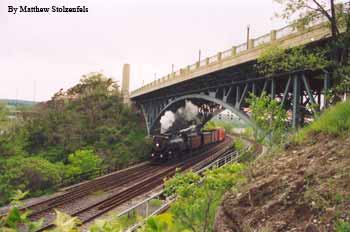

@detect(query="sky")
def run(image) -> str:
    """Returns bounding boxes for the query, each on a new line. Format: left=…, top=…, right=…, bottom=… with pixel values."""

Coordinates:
left=0, top=0, right=286, bottom=101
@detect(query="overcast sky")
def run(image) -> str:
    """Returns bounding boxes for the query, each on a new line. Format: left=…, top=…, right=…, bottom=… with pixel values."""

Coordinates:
left=1, top=0, right=286, bottom=101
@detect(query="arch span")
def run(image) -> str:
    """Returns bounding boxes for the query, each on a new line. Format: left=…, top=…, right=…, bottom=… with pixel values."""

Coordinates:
left=149, top=93, right=256, bottom=133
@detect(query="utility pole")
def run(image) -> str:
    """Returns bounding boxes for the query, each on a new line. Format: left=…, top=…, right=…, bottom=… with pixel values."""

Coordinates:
left=198, top=49, right=201, bottom=62
left=15, top=88, right=18, bottom=106
left=246, top=24, right=250, bottom=49
left=33, top=80, right=36, bottom=102
left=171, top=64, right=174, bottom=73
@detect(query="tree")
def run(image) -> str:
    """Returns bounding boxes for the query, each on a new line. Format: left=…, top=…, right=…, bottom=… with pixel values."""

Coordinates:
left=256, top=44, right=330, bottom=76
left=274, top=0, right=350, bottom=97
left=247, top=92, right=288, bottom=146
left=0, top=72, right=150, bottom=206
left=0, top=103, right=9, bottom=122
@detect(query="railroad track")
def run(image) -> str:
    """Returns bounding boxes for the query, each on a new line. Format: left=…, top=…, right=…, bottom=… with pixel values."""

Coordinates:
left=35, top=137, right=233, bottom=231
left=25, top=164, right=161, bottom=218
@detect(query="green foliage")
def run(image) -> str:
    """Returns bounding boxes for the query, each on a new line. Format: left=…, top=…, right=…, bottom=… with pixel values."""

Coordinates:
left=273, top=0, right=350, bottom=97
left=232, top=138, right=245, bottom=152
left=90, top=219, right=123, bottom=232
left=256, top=45, right=330, bottom=76
left=333, top=65, right=350, bottom=97
left=232, top=138, right=254, bottom=163
left=163, top=163, right=246, bottom=232
left=0, top=103, right=9, bottom=122
left=0, top=73, right=150, bottom=205
left=308, top=100, right=350, bottom=135
left=203, top=119, right=244, bottom=134
left=334, top=219, right=350, bottom=232
left=67, top=149, right=102, bottom=174
left=246, top=92, right=288, bottom=146
left=50, top=210, right=80, bottom=232
left=0, top=190, right=43, bottom=232
left=243, top=127, right=254, bottom=139
left=149, top=199, right=162, bottom=208
left=0, top=156, right=63, bottom=205
left=294, top=100, right=350, bottom=143
left=203, top=121, right=217, bottom=131
left=142, top=213, right=180, bottom=232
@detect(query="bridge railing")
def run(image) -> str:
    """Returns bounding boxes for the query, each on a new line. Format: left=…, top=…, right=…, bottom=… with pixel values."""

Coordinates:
left=131, top=2, right=350, bottom=96
left=113, top=149, right=244, bottom=232
left=254, top=33, right=271, bottom=47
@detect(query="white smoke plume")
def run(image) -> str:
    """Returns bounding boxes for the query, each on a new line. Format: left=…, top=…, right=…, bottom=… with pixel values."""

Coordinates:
left=160, top=100, right=199, bottom=134
left=182, top=100, right=199, bottom=121
left=160, top=111, right=176, bottom=133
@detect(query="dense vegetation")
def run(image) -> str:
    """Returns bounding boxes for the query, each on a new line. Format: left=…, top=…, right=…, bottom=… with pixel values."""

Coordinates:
left=0, top=73, right=151, bottom=206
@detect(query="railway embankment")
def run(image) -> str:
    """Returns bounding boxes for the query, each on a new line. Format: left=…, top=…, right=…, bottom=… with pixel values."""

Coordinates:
left=214, top=101, right=350, bottom=232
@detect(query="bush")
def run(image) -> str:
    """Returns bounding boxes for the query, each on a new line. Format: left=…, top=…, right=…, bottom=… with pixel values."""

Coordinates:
left=163, top=163, right=246, bottom=232
left=0, top=156, right=63, bottom=204
left=67, top=149, right=102, bottom=174
left=233, top=138, right=245, bottom=152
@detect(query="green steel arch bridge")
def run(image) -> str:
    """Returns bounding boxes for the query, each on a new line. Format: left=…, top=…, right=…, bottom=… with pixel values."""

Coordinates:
left=129, top=15, right=337, bottom=135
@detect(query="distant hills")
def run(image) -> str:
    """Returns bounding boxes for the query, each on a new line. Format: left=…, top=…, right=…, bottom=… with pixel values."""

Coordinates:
left=0, top=99, right=38, bottom=106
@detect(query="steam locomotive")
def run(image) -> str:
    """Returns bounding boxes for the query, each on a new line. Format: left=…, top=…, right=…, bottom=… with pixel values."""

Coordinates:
left=150, top=127, right=225, bottom=163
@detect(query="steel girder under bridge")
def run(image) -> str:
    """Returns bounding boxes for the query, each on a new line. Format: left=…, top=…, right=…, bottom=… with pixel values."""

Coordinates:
left=132, top=68, right=330, bottom=135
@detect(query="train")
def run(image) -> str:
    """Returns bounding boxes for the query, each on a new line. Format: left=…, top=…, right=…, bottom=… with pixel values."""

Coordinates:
left=150, top=127, right=225, bottom=163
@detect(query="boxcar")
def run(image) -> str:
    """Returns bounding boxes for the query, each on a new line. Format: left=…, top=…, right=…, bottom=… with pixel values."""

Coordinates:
left=202, top=132, right=213, bottom=145
left=217, top=128, right=225, bottom=141
left=188, top=134, right=202, bottom=150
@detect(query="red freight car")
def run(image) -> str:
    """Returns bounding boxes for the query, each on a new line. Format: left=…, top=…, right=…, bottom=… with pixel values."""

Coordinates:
left=217, top=128, right=225, bottom=142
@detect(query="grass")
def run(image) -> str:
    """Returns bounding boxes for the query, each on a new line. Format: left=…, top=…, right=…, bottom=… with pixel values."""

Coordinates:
left=91, top=190, right=105, bottom=196
left=293, top=100, right=350, bottom=143
left=149, top=199, right=163, bottom=208
left=335, top=219, right=350, bottom=232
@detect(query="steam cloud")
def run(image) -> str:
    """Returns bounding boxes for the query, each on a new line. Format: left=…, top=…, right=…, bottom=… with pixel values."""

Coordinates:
left=160, top=111, right=176, bottom=133
left=160, top=100, right=199, bottom=134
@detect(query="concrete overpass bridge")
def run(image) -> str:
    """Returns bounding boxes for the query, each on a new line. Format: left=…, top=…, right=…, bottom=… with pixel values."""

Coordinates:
left=129, top=17, right=334, bottom=135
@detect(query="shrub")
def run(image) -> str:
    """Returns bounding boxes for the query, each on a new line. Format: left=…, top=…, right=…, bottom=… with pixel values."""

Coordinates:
left=67, top=149, right=103, bottom=174
left=0, top=156, right=63, bottom=204
left=164, top=163, right=246, bottom=232
left=233, top=138, right=245, bottom=152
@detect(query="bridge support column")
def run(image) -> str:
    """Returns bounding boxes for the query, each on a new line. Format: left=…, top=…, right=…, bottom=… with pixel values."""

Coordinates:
left=324, top=72, right=330, bottom=108
left=271, top=78, right=276, bottom=99
left=292, top=74, right=301, bottom=129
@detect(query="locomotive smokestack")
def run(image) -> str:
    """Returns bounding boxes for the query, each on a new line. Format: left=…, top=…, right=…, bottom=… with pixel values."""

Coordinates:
left=122, top=63, right=130, bottom=105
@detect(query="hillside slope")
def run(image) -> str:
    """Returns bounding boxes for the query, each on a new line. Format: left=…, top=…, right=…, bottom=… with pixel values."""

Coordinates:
left=214, top=102, right=350, bottom=232
left=215, top=134, right=350, bottom=231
